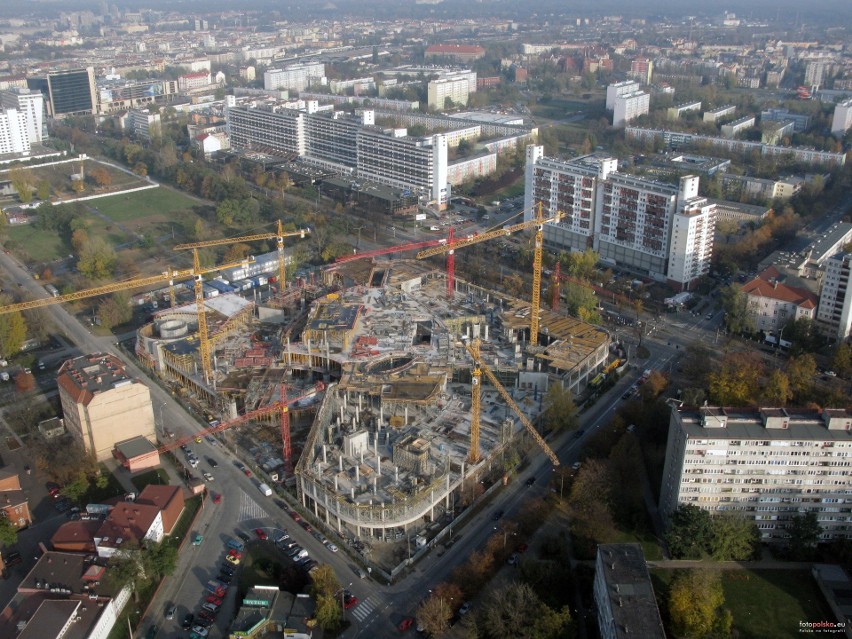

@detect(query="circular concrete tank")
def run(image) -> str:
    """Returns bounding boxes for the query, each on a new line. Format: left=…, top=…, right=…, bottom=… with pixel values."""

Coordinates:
left=158, top=319, right=189, bottom=339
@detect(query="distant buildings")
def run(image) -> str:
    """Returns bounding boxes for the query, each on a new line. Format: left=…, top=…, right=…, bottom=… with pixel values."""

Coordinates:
left=612, top=91, right=650, bottom=127
left=666, top=101, right=701, bottom=120
left=123, top=108, right=161, bottom=140
left=703, top=105, right=736, bottom=124
left=427, top=75, right=472, bottom=109
left=57, top=353, right=156, bottom=462
left=831, top=98, right=852, bottom=137
left=525, top=147, right=716, bottom=289
left=605, top=80, right=640, bottom=110
left=425, top=44, right=485, bottom=63
left=660, top=405, right=852, bottom=543
left=720, top=116, right=756, bottom=139
left=263, top=62, right=326, bottom=93
left=0, top=88, right=45, bottom=149
left=629, top=57, right=654, bottom=85
left=177, top=71, right=212, bottom=92
left=26, top=67, right=96, bottom=117
left=816, top=253, right=852, bottom=341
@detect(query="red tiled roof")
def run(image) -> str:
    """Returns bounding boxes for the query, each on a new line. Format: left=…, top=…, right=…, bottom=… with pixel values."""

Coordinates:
left=742, top=268, right=818, bottom=309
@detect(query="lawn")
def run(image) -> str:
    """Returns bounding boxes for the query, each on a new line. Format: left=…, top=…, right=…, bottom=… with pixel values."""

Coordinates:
left=91, top=187, right=198, bottom=224
left=170, top=494, right=203, bottom=543
left=131, top=468, right=170, bottom=492
left=652, top=569, right=835, bottom=639
left=5, top=224, right=67, bottom=263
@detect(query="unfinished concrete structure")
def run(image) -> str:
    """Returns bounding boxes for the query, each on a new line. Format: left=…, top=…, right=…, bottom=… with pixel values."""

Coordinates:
left=295, top=259, right=609, bottom=542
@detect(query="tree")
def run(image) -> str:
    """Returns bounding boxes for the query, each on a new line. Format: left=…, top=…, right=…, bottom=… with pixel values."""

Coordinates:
left=786, top=354, right=817, bottom=402
left=787, top=512, right=822, bottom=560
left=105, top=551, right=147, bottom=602
left=98, top=292, right=133, bottom=330
left=639, top=371, right=668, bottom=402
left=9, top=168, right=32, bottom=204
left=710, top=511, right=761, bottom=561
left=88, top=166, right=112, bottom=187
left=480, top=582, right=571, bottom=639
left=0, top=308, right=27, bottom=358
left=77, top=237, right=117, bottom=279
left=30, top=436, right=97, bottom=485
left=831, top=343, right=852, bottom=378
left=132, top=162, right=148, bottom=177
left=669, top=569, right=732, bottom=638
left=14, top=370, right=35, bottom=393
left=36, top=180, right=51, bottom=201
left=666, top=504, right=713, bottom=559
left=309, top=564, right=342, bottom=630
left=0, top=515, right=18, bottom=547
left=542, top=384, right=578, bottom=433
left=416, top=593, right=453, bottom=637
left=144, top=540, right=179, bottom=580
left=762, top=369, right=792, bottom=406
left=720, top=284, right=754, bottom=334
left=708, top=351, right=763, bottom=406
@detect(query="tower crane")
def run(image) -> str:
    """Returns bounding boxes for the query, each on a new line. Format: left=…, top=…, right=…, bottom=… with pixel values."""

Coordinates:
left=0, top=257, right=254, bottom=316
left=417, top=203, right=562, bottom=346
left=173, top=221, right=310, bottom=383
left=463, top=338, right=559, bottom=467
left=138, top=381, right=325, bottom=474
left=334, top=238, right=446, bottom=264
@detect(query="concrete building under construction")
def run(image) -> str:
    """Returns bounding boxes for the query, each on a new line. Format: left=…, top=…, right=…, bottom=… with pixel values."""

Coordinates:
left=134, top=257, right=610, bottom=545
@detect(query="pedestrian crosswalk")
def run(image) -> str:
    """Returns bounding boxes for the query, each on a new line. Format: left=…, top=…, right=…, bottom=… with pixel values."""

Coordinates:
left=350, top=595, right=379, bottom=622
left=239, top=490, right=269, bottom=522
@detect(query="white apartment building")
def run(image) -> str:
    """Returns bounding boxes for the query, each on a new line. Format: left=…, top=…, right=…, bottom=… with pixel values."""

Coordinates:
left=668, top=195, right=716, bottom=289
left=264, top=62, right=326, bottom=92
left=526, top=147, right=715, bottom=287
left=226, top=103, right=450, bottom=206
left=831, top=98, right=852, bottom=137
left=124, top=108, right=161, bottom=140
left=703, top=104, right=736, bottom=124
left=660, top=406, right=852, bottom=542
left=605, top=80, right=640, bottom=110
left=612, top=91, right=649, bottom=127
left=721, top=116, right=756, bottom=139
left=816, top=252, right=852, bottom=341
left=742, top=267, right=819, bottom=334
left=177, top=71, right=212, bottom=92
left=427, top=76, right=471, bottom=110
left=0, top=88, right=44, bottom=146
left=0, top=108, right=29, bottom=155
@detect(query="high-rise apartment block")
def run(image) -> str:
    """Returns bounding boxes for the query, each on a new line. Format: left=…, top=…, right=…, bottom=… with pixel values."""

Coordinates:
left=629, top=58, right=654, bottom=85
left=525, top=147, right=715, bottom=289
left=605, top=80, right=640, bottom=110
left=427, top=76, right=471, bottom=110
left=264, top=62, right=326, bottom=92
left=816, top=253, right=852, bottom=341
left=0, top=88, right=45, bottom=146
left=612, top=91, right=649, bottom=127
left=831, top=99, right=852, bottom=137
left=660, top=405, right=852, bottom=542
left=57, top=354, right=156, bottom=462
left=124, top=108, right=161, bottom=140
left=226, top=103, right=449, bottom=206
left=0, top=109, right=30, bottom=155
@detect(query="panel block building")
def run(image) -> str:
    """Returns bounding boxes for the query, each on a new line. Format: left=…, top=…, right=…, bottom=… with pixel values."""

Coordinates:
left=660, top=406, right=852, bottom=542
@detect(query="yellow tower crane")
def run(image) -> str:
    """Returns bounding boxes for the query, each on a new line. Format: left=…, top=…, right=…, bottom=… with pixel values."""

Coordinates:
left=173, top=221, right=310, bottom=383
left=0, top=258, right=254, bottom=316
left=463, top=338, right=560, bottom=467
left=416, top=203, right=561, bottom=347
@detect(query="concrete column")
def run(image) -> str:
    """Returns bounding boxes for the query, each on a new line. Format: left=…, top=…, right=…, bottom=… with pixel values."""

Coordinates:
left=360, top=448, right=364, bottom=465
left=379, top=403, right=384, bottom=428
left=359, top=393, right=363, bottom=411
left=376, top=436, right=381, bottom=476
left=343, top=393, right=348, bottom=409
left=485, top=324, right=489, bottom=341
left=322, top=445, right=327, bottom=464
left=356, top=405, right=360, bottom=423
left=334, top=476, right=339, bottom=491
left=306, top=337, right=312, bottom=354
left=395, top=466, right=399, bottom=484
left=373, top=477, right=377, bottom=495
left=404, top=406, right=408, bottom=424
left=351, top=487, right=355, bottom=500
left=355, top=465, right=360, bottom=481
left=339, top=456, right=343, bottom=472
left=430, top=489, right=434, bottom=520
left=445, top=474, right=450, bottom=507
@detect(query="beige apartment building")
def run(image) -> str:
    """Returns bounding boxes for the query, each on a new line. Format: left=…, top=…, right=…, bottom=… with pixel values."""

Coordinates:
left=660, top=406, right=852, bottom=542
left=57, top=353, right=156, bottom=461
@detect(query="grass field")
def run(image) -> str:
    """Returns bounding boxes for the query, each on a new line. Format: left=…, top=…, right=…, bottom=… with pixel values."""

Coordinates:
left=91, top=187, right=199, bottom=224
left=652, top=569, right=835, bottom=639
left=5, top=224, right=68, bottom=263
left=0, top=159, right=146, bottom=202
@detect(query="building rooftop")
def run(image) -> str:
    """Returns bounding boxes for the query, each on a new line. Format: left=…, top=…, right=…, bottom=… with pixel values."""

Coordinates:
left=596, top=544, right=666, bottom=639
left=741, top=266, right=818, bottom=309
left=96, top=501, right=160, bottom=550
left=136, top=484, right=182, bottom=512
left=113, top=436, right=157, bottom=460
left=675, top=406, right=852, bottom=441
left=50, top=520, right=101, bottom=551
left=57, top=353, right=134, bottom=405
left=809, top=222, right=852, bottom=264
left=18, top=551, right=114, bottom=597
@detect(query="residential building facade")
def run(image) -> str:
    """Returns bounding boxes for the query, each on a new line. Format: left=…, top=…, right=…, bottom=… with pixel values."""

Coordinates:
left=605, top=80, right=640, bottom=110
left=742, top=267, right=819, bottom=334
left=427, top=76, right=471, bottom=109
left=526, top=147, right=715, bottom=288
left=831, top=99, right=852, bottom=137
left=264, top=62, right=326, bottom=92
left=26, top=67, right=96, bottom=117
left=0, top=88, right=44, bottom=146
left=660, top=406, right=852, bottom=542
left=0, top=108, right=29, bottom=155
left=124, top=108, right=161, bottom=140
left=612, top=90, right=649, bottom=127
left=816, top=253, right=852, bottom=341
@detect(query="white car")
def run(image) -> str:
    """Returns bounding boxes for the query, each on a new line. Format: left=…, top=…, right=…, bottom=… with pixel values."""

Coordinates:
left=326, top=543, right=338, bottom=553
left=203, top=471, right=214, bottom=481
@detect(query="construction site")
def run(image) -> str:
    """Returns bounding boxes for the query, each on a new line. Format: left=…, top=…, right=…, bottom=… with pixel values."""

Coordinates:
left=0, top=215, right=612, bottom=570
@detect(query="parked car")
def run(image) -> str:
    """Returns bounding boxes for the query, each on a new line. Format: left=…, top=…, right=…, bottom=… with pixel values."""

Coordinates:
left=182, top=613, right=194, bottom=630
left=255, top=528, right=268, bottom=541
left=399, top=617, right=415, bottom=632
left=165, top=605, right=175, bottom=620
left=343, top=594, right=359, bottom=609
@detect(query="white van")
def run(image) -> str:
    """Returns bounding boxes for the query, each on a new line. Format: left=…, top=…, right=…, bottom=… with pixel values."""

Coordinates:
left=259, top=483, right=273, bottom=497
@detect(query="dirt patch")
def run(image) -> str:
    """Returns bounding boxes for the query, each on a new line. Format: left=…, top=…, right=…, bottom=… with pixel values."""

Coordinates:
left=5, top=438, right=21, bottom=451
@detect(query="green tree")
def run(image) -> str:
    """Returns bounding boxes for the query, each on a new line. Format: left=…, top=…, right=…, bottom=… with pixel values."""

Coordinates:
left=0, top=307, right=27, bottom=358
left=787, top=512, right=822, bottom=560
left=762, top=369, right=792, bottom=406
left=710, top=511, right=761, bottom=561
left=98, top=292, right=133, bottom=330
left=77, top=237, right=117, bottom=279
left=720, top=284, right=754, bottom=334
left=564, top=248, right=599, bottom=280
left=669, top=569, right=732, bottom=638
left=708, top=351, right=763, bottom=406
left=309, top=564, right=342, bottom=630
left=831, top=343, right=852, bottom=378
left=36, top=180, right=51, bottom=201
left=666, top=504, right=713, bottom=559
left=542, top=384, right=578, bottom=433
left=105, top=551, right=147, bottom=602
left=144, top=540, right=179, bottom=579
left=9, top=168, right=32, bottom=204
left=0, top=515, right=18, bottom=547
left=61, top=471, right=91, bottom=502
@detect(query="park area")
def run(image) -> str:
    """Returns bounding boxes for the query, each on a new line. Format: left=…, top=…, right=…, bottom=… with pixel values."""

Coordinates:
left=651, top=568, right=835, bottom=639
left=4, top=186, right=201, bottom=265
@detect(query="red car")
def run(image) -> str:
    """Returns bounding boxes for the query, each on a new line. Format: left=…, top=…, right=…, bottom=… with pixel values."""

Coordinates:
left=255, top=528, right=268, bottom=541
left=243, top=468, right=252, bottom=477
left=212, top=493, right=222, bottom=504
left=292, top=513, right=302, bottom=523
left=398, top=617, right=414, bottom=632
left=343, top=594, right=359, bottom=610
left=205, top=595, right=222, bottom=605
left=227, top=549, right=241, bottom=559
